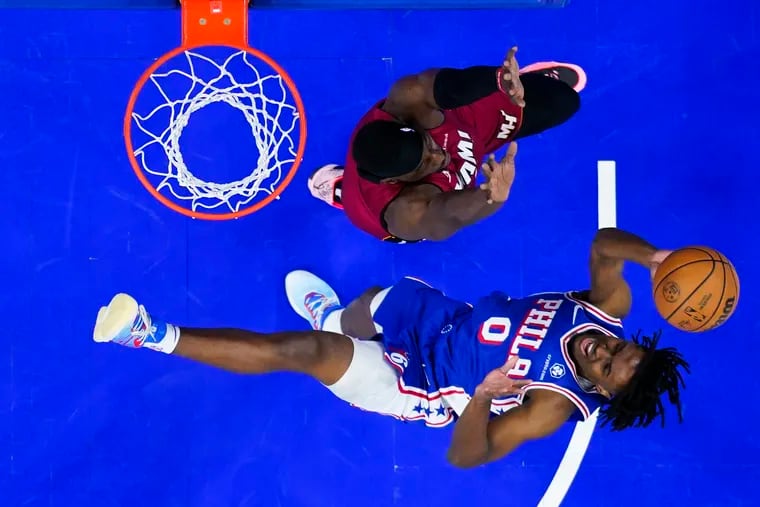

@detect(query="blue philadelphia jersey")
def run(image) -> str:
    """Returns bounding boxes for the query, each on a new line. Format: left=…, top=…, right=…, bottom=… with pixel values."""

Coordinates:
left=437, top=290, right=625, bottom=421
left=374, top=278, right=626, bottom=426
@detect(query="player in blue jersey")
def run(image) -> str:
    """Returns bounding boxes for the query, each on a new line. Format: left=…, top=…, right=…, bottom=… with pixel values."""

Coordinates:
left=92, top=227, right=689, bottom=468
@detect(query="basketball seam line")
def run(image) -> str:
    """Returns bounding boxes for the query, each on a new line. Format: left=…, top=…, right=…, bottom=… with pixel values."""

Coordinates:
left=691, top=260, right=727, bottom=332
left=662, top=260, right=718, bottom=322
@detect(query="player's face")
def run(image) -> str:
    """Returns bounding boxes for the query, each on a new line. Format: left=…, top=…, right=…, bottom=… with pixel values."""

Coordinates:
left=392, top=133, right=450, bottom=182
left=572, top=333, right=645, bottom=397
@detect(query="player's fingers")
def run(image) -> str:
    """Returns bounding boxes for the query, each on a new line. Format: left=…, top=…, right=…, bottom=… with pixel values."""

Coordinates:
left=481, top=163, right=493, bottom=180
left=483, top=154, right=499, bottom=171
left=514, top=90, right=526, bottom=107
left=505, top=141, right=518, bottom=159
left=501, top=354, right=519, bottom=373
left=510, top=47, right=520, bottom=70
left=504, top=46, right=517, bottom=66
left=504, top=76, right=517, bottom=96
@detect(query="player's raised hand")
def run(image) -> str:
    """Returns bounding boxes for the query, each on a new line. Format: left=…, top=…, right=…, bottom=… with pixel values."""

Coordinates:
left=500, top=46, right=526, bottom=107
left=474, top=355, right=532, bottom=400
left=480, top=142, right=517, bottom=204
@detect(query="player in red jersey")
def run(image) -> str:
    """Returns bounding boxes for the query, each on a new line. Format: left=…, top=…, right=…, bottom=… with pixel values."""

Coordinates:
left=308, top=47, right=586, bottom=243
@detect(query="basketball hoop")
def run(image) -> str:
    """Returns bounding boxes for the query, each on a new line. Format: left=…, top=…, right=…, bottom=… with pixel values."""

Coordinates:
left=124, top=0, right=307, bottom=220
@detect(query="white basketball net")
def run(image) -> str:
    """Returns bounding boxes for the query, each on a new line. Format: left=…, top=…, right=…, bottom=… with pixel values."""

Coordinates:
left=130, top=49, right=301, bottom=214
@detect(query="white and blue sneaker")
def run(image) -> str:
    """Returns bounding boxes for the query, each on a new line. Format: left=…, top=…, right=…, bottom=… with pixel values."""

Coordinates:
left=93, top=293, right=176, bottom=353
left=285, top=270, right=343, bottom=330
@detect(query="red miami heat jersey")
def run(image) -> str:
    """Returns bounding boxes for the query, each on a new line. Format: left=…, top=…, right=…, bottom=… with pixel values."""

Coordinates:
left=340, top=92, right=524, bottom=242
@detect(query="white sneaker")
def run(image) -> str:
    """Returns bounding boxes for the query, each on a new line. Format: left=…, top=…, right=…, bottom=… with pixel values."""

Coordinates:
left=308, top=164, right=344, bottom=209
left=93, top=293, right=169, bottom=350
left=285, top=270, right=342, bottom=330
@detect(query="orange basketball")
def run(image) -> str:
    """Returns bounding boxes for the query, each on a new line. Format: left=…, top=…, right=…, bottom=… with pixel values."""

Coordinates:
left=652, top=246, right=739, bottom=332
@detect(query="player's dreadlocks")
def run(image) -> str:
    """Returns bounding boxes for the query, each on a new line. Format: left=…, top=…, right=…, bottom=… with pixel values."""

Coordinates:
left=599, top=330, right=690, bottom=431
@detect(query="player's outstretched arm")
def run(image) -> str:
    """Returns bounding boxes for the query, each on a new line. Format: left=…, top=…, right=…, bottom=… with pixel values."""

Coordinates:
left=447, top=356, right=575, bottom=468
left=384, top=184, right=499, bottom=241
left=447, top=389, right=574, bottom=468
left=584, top=228, right=671, bottom=319
left=383, top=144, right=517, bottom=241
left=381, top=47, right=525, bottom=128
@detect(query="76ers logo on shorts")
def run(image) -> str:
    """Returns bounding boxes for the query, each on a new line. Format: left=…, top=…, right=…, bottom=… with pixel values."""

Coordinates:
left=386, top=348, right=409, bottom=370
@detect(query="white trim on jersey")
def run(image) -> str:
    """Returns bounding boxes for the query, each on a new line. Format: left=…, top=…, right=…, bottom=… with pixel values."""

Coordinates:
left=403, top=275, right=435, bottom=289
left=523, top=382, right=592, bottom=420
left=564, top=292, right=624, bottom=327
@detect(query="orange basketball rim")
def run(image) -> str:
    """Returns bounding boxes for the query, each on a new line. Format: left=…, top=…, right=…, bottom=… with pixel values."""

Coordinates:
left=123, top=0, right=307, bottom=220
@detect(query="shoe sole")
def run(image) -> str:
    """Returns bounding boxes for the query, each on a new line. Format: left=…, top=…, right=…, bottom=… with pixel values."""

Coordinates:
left=93, top=293, right=138, bottom=343
left=307, top=164, right=340, bottom=187
left=520, top=61, right=587, bottom=93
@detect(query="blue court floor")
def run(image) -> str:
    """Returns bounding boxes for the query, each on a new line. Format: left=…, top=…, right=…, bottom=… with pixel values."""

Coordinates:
left=2, top=0, right=759, bottom=505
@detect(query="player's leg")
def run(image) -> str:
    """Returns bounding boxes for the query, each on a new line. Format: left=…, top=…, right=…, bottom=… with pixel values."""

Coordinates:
left=284, top=271, right=464, bottom=426
left=92, top=283, right=431, bottom=421
left=285, top=271, right=465, bottom=343
left=514, top=64, right=583, bottom=139
left=92, top=294, right=353, bottom=385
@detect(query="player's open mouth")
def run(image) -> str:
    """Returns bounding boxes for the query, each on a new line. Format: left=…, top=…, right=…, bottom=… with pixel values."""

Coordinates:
left=580, top=336, right=597, bottom=359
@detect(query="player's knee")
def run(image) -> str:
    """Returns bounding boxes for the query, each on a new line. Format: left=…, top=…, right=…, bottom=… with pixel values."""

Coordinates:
left=359, top=286, right=384, bottom=307
left=522, top=73, right=580, bottom=127
left=278, top=332, right=330, bottom=369
left=554, top=82, right=580, bottom=121
left=538, top=77, right=580, bottom=124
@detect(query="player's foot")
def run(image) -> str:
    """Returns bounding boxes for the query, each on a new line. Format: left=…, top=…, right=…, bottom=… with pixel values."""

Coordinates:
left=93, top=293, right=173, bottom=351
left=520, top=61, right=587, bottom=93
left=308, top=164, right=344, bottom=210
left=285, top=270, right=343, bottom=330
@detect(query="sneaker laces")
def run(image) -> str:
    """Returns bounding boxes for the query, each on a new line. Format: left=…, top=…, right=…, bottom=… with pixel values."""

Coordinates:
left=311, top=178, right=336, bottom=202
left=304, top=291, right=338, bottom=329
left=130, top=305, right=156, bottom=347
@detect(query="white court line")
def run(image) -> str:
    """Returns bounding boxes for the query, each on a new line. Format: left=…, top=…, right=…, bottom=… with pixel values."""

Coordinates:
left=538, top=410, right=599, bottom=507
left=597, top=161, right=617, bottom=229
left=537, top=160, right=617, bottom=507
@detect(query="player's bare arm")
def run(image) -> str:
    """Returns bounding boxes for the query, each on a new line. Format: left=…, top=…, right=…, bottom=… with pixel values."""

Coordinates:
left=383, top=143, right=517, bottom=241
left=447, top=357, right=575, bottom=468
left=382, top=46, right=525, bottom=129
left=583, top=228, right=672, bottom=318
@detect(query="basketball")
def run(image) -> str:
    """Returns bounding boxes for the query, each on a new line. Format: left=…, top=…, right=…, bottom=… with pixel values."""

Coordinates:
left=652, top=247, right=740, bottom=332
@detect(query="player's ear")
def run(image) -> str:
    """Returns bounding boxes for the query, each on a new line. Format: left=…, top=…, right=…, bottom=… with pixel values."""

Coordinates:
left=596, top=385, right=613, bottom=399
left=381, top=177, right=399, bottom=184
